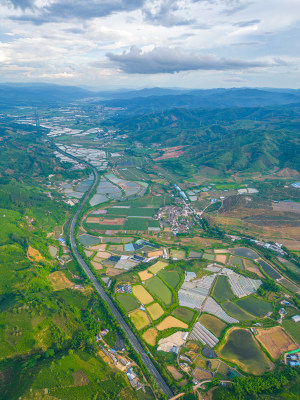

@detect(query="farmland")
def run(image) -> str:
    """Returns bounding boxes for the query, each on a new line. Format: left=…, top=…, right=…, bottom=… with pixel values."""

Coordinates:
left=132, top=285, right=154, bottom=304
left=220, top=329, right=274, bottom=374
left=159, top=270, right=181, bottom=289
left=147, top=303, right=164, bottom=320
left=130, top=309, right=151, bottom=330
left=256, top=327, right=297, bottom=359
left=145, top=277, right=173, bottom=306
left=157, top=316, right=188, bottom=331
left=212, top=276, right=235, bottom=303
left=172, top=307, right=195, bottom=323
left=199, top=314, right=227, bottom=337
left=143, top=328, right=158, bottom=346
left=117, top=293, right=140, bottom=312
left=236, top=296, right=273, bottom=317
left=222, top=301, right=255, bottom=321
left=282, top=319, right=300, bottom=343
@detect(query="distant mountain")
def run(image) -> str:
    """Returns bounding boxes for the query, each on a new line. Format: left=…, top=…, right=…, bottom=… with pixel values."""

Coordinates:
left=0, top=83, right=92, bottom=107
left=0, top=83, right=300, bottom=109
left=97, top=88, right=300, bottom=112
left=112, top=104, right=300, bottom=175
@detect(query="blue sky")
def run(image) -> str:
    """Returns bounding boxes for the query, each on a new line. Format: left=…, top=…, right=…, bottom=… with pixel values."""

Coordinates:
left=0, top=0, right=299, bottom=89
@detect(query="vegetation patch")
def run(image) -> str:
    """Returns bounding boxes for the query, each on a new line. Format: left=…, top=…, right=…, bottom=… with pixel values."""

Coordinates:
left=116, top=294, right=140, bottom=312
left=212, top=275, right=235, bottom=303
left=130, top=309, right=151, bottom=330
left=145, top=277, right=173, bottom=305
left=172, top=307, right=195, bottom=323
left=199, top=314, right=227, bottom=337
left=157, top=316, right=188, bottom=331
left=146, top=303, right=164, bottom=320
left=220, top=329, right=273, bottom=374
left=229, top=256, right=245, bottom=269
left=132, top=285, right=154, bottom=304
left=236, top=296, right=273, bottom=317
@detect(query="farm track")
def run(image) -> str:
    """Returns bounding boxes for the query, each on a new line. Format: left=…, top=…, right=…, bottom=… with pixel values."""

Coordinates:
left=50, top=139, right=173, bottom=399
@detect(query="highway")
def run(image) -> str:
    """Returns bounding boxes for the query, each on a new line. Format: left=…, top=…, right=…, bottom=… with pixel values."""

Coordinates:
left=67, top=166, right=173, bottom=398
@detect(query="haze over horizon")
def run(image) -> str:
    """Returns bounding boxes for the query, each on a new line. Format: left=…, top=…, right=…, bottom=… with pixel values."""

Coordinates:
left=0, top=0, right=299, bottom=90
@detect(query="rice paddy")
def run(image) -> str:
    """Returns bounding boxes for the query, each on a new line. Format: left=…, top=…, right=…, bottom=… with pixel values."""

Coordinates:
left=236, top=296, right=273, bottom=317
left=156, top=316, right=188, bottom=331
left=145, top=277, right=173, bottom=306
left=130, top=309, right=150, bottom=330
left=132, top=285, right=154, bottom=304
left=212, top=276, right=235, bottom=303
left=171, top=307, right=195, bottom=323
left=199, top=314, right=227, bottom=337
left=148, top=261, right=168, bottom=274
left=146, top=303, right=164, bottom=320
left=222, top=301, right=255, bottom=321
left=117, top=294, right=140, bottom=312
left=143, top=328, right=158, bottom=346
left=158, top=270, right=181, bottom=289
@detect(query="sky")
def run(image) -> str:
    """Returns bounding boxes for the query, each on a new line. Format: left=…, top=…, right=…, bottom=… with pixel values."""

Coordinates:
left=0, top=0, right=299, bottom=90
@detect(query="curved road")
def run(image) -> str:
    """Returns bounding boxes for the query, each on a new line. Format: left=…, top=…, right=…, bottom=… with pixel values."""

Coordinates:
left=65, top=162, right=173, bottom=398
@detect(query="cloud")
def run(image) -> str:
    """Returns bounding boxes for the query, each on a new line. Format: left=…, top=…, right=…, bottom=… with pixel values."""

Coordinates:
left=106, top=46, right=278, bottom=74
left=143, top=0, right=195, bottom=27
left=234, top=19, right=260, bottom=27
left=9, top=0, right=146, bottom=24
left=2, top=0, right=34, bottom=10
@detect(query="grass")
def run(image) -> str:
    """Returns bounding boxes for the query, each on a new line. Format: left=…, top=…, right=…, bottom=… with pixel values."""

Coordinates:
left=158, top=270, right=181, bottom=289
left=145, top=277, right=173, bottom=306
left=146, top=303, right=164, bottom=320
left=212, top=276, right=235, bottom=303
left=222, top=301, right=255, bottom=321
left=283, top=319, right=300, bottom=343
left=116, top=294, right=140, bottom=312
left=220, top=329, right=273, bottom=375
left=172, top=307, right=195, bottom=323
left=130, top=309, right=150, bottom=330
left=199, top=314, right=227, bottom=337
left=236, top=296, right=273, bottom=317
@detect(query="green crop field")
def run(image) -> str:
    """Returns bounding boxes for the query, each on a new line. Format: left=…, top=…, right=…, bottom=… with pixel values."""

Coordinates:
left=220, top=329, right=273, bottom=374
left=117, top=294, right=140, bottom=312
left=158, top=270, right=181, bottom=289
left=86, top=223, right=123, bottom=230
left=128, top=207, right=157, bottom=217
left=124, top=218, right=150, bottom=230
left=222, top=301, right=255, bottom=321
left=199, top=314, right=227, bottom=337
left=212, top=276, right=235, bottom=303
left=282, top=319, right=300, bottom=343
left=236, top=296, right=273, bottom=317
left=172, top=307, right=195, bottom=323
left=229, top=256, right=245, bottom=269
left=203, top=253, right=215, bottom=261
left=145, top=277, right=173, bottom=306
